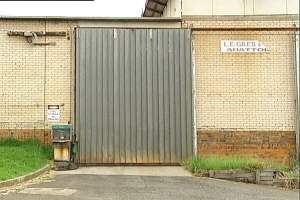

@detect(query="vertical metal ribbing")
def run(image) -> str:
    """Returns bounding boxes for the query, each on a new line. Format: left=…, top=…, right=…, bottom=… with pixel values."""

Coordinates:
left=87, top=29, right=93, bottom=164
left=96, top=29, right=103, bottom=163
left=90, top=29, right=97, bottom=163
left=75, top=29, right=80, bottom=163
left=152, top=29, right=159, bottom=163
left=179, top=30, right=187, bottom=159
left=141, top=29, right=148, bottom=163
left=187, top=29, right=193, bottom=158
left=102, top=29, right=108, bottom=163
left=168, top=30, right=176, bottom=163
left=124, top=29, right=131, bottom=163
left=113, top=29, right=120, bottom=164
left=76, top=28, right=193, bottom=164
left=129, top=29, right=137, bottom=163
left=146, top=29, right=154, bottom=163
left=157, top=30, right=165, bottom=163
left=119, top=30, right=126, bottom=164
left=162, top=29, right=170, bottom=163
left=186, top=30, right=194, bottom=157
left=135, top=30, right=143, bottom=163
left=78, top=29, right=86, bottom=163
left=174, top=29, right=182, bottom=162
left=107, top=29, right=114, bottom=163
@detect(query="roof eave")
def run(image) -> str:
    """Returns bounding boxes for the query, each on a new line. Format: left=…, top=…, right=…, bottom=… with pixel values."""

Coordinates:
left=0, top=16, right=180, bottom=22
left=142, top=0, right=169, bottom=17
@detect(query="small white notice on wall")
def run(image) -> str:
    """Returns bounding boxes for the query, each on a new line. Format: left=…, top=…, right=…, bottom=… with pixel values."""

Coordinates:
left=221, top=40, right=269, bottom=53
left=48, top=105, right=60, bottom=121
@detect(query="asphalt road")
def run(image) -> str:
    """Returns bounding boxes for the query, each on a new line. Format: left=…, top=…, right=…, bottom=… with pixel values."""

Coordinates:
left=0, top=174, right=298, bottom=200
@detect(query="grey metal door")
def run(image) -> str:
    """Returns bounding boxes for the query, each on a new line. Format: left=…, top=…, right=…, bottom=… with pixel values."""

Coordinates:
left=76, top=28, right=193, bottom=164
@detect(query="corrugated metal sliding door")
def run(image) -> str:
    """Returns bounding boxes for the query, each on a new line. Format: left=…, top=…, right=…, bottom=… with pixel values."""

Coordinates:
left=76, top=28, right=193, bottom=164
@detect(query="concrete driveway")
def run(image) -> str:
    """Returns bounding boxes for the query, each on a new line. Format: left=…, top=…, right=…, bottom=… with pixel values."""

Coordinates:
left=0, top=167, right=298, bottom=200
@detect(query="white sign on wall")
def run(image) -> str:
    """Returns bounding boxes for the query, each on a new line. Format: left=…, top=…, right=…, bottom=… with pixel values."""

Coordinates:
left=221, top=40, right=269, bottom=53
left=47, top=105, right=60, bottom=121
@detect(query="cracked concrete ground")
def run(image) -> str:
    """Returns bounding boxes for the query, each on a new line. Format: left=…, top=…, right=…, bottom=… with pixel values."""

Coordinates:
left=0, top=167, right=298, bottom=200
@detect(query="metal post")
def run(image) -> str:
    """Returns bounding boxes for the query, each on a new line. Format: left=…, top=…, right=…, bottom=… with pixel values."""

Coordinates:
left=295, top=31, right=299, bottom=161
left=192, top=36, right=197, bottom=156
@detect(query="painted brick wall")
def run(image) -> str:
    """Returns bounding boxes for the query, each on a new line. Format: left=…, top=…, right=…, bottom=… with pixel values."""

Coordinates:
left=0, top=18, right=297, bottom=163
left=0, top=20, right=75, bottom=143
left=185, top=17, right=298, bottom=162
left=198, top=131, right=296, bottom=164
left=182, top=15, right=299, bottom=28
left=0, top=19, right=180, bottom=144
left=192, top=31, right=296, bottom=131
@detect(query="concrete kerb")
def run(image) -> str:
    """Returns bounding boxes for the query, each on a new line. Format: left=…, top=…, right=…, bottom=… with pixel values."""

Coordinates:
left=0, top=164, right=51, bottom=188
left=198, top=168, right=299, bottom=189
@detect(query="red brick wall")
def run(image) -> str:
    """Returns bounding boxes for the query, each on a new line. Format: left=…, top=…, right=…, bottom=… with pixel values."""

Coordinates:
left=198, top=131, right=296, bottom=164
left=0, top=129, right=52, bottom=145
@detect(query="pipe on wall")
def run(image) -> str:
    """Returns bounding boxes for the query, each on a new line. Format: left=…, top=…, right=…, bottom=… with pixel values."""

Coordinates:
left=295, top=30, right=300, bottom=160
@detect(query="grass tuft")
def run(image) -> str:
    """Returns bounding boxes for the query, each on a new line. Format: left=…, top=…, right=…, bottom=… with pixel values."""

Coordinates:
left=183, top=155, right=289, bottom=174
left=0, top=138, right=53, bottom=181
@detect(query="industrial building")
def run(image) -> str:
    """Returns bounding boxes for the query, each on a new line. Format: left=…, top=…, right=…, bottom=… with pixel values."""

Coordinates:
left=144, top=0, right=300, bottom=164
left=0, top=0, right=299, bottom=164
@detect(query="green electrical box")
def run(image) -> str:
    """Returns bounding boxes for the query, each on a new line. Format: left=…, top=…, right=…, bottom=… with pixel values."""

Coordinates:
left=52, top=124, right=77, bottom=170
left=52, top=124, right=72, bottom=142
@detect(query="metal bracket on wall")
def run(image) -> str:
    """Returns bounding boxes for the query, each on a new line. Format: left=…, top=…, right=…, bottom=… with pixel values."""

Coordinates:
left=7, top=31, right=67, bottom=46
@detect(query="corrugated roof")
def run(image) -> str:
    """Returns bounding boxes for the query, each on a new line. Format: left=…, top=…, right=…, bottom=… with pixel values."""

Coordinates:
left=142, top=0, right=168, bottom=17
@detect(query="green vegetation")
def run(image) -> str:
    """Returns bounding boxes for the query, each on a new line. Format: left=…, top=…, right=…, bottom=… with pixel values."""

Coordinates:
left=0, top=139, right=53, bottom=181
left=285, top=161, right=299, bottom=180
left=183, top=155, right=290, bottom=174
left=285, top=171, right=300, bottom=180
